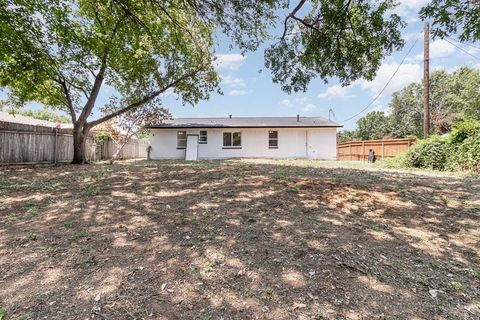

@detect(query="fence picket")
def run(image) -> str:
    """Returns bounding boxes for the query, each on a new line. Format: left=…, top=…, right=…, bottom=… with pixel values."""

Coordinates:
left=337, top=138, right=415, bottom=161
left=0, top=124, right=148, bottom=164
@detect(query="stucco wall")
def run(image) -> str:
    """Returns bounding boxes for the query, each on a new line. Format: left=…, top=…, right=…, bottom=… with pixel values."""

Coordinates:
left=149, top=127, right=337, bottom=160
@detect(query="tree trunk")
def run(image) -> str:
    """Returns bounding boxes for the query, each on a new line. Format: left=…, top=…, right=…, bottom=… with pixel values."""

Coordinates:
left=72, top=124, right=91, bottom=164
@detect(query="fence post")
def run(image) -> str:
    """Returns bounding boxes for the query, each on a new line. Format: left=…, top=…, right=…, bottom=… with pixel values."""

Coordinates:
left=362, top=141, right=365, bottom=162
left=53, top=128, right=58, bottom=165
left=381, top=141, right=385, bottom=160
left=349, top=142, right=352, bottom=161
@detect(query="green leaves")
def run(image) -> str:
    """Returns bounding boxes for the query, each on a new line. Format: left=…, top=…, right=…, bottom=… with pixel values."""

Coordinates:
left=265, top=0, right=405, bottom=93
left=355, top=111, right=390, bottom=141
left=420, top=0, right=480, bottom=42
left=0, top=0, right=221, bottom=119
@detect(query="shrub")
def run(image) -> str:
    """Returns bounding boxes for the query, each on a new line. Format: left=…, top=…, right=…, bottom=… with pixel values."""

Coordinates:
left=447, top=132, right=480, bottom=172
left=405, top=135, right=449, bottom=170
left=393, top=118, right=480, bottom=173
left=448, top=117, right=480, bottom=144
left=381, top=152, right=409, bottom=168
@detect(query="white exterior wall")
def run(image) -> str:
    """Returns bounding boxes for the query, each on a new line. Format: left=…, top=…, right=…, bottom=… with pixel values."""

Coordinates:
left=149, top=127, right=337, bottom=160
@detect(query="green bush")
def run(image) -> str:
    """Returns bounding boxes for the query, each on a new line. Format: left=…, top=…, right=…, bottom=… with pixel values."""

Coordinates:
left=394, top=118, right=480, bottom=173
left=448, top=118, right=480, bottom=144
left=447, top=132, right=480, bottom=172
left=405, top=135, right=449, bottom=170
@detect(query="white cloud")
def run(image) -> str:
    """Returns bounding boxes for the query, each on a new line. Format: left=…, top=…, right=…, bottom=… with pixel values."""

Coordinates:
left=357, top=62, right=422, bottom=97
left=301, top=103, right=316, bottom=113
left=414, top=39, right=456, bottom=60
left=227, top=89, right=247, bottom=96
left=294, top=96, right=310, bottom=104
left=215, top=54, right=246, bottom=70
left=279, top=99, right=293, bottom=108
left=318, top=84, right=354, bottom=99
left=220, top=75, right=246, bottom=88
left=391, top=0, right=428, bottom=20
left=278, top=96, right=318, bottom=114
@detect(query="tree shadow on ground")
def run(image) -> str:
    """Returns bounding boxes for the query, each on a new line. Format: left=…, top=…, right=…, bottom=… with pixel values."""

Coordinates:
left=0, top=160, right=479, bottom=319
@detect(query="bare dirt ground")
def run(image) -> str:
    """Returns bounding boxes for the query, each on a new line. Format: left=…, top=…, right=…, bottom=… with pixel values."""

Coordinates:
left=0, top=160, right=479, bottom=320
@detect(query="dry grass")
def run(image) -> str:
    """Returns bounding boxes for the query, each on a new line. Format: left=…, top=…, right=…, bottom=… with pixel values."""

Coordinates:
left=0, top=159, right=479, bottom=319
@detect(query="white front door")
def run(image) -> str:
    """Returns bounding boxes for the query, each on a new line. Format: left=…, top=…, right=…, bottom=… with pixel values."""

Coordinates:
left=185, top=134, right=199, bottom=160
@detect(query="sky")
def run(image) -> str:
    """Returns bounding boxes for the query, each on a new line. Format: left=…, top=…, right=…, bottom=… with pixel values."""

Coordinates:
left=4, top=1, right=480, bottom=131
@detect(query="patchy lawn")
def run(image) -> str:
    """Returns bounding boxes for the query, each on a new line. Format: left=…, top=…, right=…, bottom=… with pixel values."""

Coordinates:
left=0, top=160, right=479, bottom=320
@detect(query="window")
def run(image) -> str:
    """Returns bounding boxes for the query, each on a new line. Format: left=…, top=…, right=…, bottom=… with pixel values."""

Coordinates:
left=269, top=130, right=278, bottom=148
left=223, top=132, right=241, bottom=148
left=199, top=130, right=207, bottom=144
left=177, top=131, right=186, bottom=148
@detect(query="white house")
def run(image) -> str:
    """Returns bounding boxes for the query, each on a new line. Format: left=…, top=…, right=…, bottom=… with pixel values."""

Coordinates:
left=146, top=116, right=342, bottom=160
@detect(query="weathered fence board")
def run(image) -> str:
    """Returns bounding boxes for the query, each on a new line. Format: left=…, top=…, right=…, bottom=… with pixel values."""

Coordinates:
left=0, top=127, right=148, bottom=164
left=337, top=138, right=415, bottom=161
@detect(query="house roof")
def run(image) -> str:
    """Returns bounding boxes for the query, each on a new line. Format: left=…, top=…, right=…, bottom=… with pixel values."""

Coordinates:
left=146, top=116, right=342, bottom=129
left=0, top=111, right=73, bottom=128
left=0, top=111, right=57, bottom=127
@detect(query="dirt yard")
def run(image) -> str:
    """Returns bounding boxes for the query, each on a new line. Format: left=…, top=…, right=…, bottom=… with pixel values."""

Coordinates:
left=1, top=160, right=479, bottom=319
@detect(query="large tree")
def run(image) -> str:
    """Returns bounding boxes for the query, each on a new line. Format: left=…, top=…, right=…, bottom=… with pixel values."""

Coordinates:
left=0, top=0, right=476, bottom=163
left=0, top=0, right=219, bottom=162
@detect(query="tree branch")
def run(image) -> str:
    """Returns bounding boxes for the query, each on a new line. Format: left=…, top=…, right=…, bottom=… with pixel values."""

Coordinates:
left=77, top=15, right=126, bottom=125
left=56, top=77, right=77, bottom=123
left=281, top=0, right=308, bottom=40
left=87, top=69, right=202, bottom=128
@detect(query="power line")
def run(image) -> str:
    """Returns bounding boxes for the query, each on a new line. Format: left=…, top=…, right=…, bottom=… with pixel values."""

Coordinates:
left=446, top=36, right=480, bottom=51
left=340, top=35, right=421, bottom=123
left=444, top=38, right=480, bottom=61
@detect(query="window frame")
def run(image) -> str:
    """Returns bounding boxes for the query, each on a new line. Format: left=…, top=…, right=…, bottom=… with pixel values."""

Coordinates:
left=222, top=131, right=242, bottom=149
left=268, top=130, right=278, bottom=149
left=199, top=130, right=208, bottom=144
left=176, top=130, right=187, bottom=149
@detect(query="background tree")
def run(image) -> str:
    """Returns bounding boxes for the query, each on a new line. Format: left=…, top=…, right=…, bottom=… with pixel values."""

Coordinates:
left=337, top=130, right=356, bottom=143
left=355, top=111, right=390, bottom=140
left=388, top=82, right=424, bottom=138
left=98, top=106, right=171, bottom=163
left=389, top=67, right=480, bottom=137
left=16, top=109, right=71, bottom=124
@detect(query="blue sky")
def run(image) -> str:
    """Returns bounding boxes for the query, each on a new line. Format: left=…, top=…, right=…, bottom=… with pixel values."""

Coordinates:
left=5, top=1, right=480, bottom=131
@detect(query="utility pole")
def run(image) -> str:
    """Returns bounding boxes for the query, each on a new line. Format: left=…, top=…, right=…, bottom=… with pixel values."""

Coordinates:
left=423, top=22, right=430, bottom=137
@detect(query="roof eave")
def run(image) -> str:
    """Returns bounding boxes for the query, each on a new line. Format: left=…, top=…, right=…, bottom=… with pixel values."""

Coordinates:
left=145, top=125, right=343, bottom=129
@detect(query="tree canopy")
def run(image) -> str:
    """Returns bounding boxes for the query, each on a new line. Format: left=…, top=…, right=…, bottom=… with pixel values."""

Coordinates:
left=420, top=0, right=480, bottom=42
left=266, top=0, right=405, bottom=93
left=16, top=109, right=71, bottom=123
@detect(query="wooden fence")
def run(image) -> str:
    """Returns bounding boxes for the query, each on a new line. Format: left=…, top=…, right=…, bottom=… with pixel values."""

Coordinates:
left=337, top=138, right=415, bottom=161
left=0, top=122, right=148, bottom=165
left=94, top=138, right=149, bottom=161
